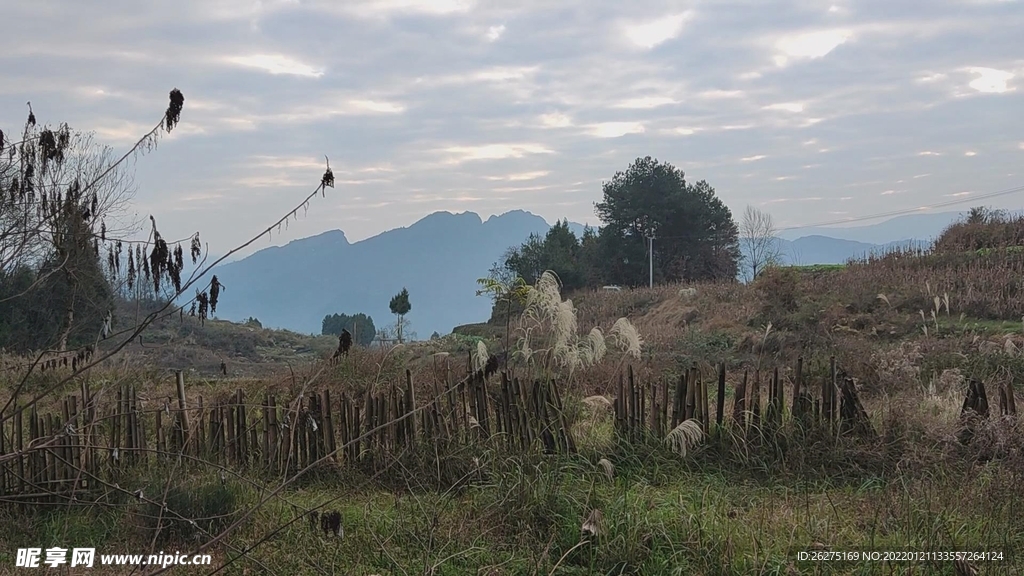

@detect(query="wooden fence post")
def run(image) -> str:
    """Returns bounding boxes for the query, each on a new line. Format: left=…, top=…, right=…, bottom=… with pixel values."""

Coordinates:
left=716, top=363, right=726, bottom=428
left=175, top=370, right=190, bottom=453
left=733, top=370, right=746, bottom=429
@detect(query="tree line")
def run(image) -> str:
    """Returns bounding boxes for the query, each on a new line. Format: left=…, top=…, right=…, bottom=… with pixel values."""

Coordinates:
left=320, top=287, right=412, bottom=346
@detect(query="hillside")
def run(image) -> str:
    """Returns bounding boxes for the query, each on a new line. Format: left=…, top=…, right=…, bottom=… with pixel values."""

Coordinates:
left=458, top=239, right=1024, bottom=405
left=111, top=303, right=339, bottom=378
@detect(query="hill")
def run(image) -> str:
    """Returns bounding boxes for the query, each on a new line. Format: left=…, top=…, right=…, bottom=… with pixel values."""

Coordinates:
left=210, top=209, right=579, bottom=338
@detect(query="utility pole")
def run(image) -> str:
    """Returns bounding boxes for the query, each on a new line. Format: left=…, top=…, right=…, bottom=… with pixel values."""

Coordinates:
left=647, top=234, right=654, bottom=289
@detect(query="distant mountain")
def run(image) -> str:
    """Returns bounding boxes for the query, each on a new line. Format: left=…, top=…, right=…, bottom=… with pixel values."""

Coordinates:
left=211, top=210, right=584, bottom=338
left=778, top=209, right=1024, bottom=245
left=773, top=235, right=927, bottom=267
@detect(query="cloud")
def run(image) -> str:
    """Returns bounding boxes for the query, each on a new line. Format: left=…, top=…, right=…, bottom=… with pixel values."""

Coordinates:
left=965, top=150, right=977, bottom=156
left=698, top=89, right=744, bottom=99
left=764, top=102, right=805, bottom=113
left=473, top=66, right=539, bottom=82
left=917, top=72, right=947, bottom=83
left=588, top=122, right=645, bottom=138
left=348, top=99, right=406, bottom=113
left=223, top=54, right=325, bottom=77
left=442, top=143, right=554, bottom=163
left=966, top=67, right=1015, bottom=93
left=614, top=96, right=677, bottom=109
left=623, top=13, right=692, bottom=49
left=484, top=170, right=549, bottom=181
left=243, top=156, right=327, bottom=170
left=538, top=113, right=573, bottom=128
left=486, top=24, right=506, bottom=42
left=773, top=29, right=851, bottom=66
left=741, top=155, right=767, bottom=162
left=341, top=0, right=474, bottom=18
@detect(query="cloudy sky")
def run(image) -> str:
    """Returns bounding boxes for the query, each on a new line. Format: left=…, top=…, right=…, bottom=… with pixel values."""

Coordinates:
left=2, top=0, right=1022, bottom=256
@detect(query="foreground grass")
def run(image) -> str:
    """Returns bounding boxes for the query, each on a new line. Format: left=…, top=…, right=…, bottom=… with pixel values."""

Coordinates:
left=3, top=431, right=1022, bottom=576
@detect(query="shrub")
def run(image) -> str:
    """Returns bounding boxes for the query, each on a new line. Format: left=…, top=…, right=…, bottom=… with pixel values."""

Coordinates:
left=140, top=479, right=241, bottom=545
left=676, top=327, right=734, bottom=366
left=869, top=342, right=923, bottom=394
left=754, top=266, right=800, bottom=319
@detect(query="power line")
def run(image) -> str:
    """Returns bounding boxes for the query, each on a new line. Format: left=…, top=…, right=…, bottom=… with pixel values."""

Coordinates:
left=648, top=182, right=1024, bottom=240
left=776, top=183, right=1024, bottom=231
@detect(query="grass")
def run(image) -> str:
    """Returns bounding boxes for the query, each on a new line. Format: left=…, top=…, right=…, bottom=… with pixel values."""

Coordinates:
left=790, top=263, right=848, bottom=274
left=3, top=426, right=1022, bottom=575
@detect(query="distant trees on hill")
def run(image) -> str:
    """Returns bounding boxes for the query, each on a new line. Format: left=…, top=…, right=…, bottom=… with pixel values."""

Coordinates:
left=500, top=157, right=740, bottom=290
left=321, top=312, right=375, bottom=346
left=933, top=206, right=1024, bottom=253
left=503, top=220, right=599, bottom=292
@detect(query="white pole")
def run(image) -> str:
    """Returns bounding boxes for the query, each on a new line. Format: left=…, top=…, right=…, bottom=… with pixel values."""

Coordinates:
left=648, top=235, right=654, bottom=289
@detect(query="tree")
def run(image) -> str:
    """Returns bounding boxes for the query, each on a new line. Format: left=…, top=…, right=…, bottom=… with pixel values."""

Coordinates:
left=578, top=225, right=603, bottom=286
left=503, top=220, right=595, bottom=292
left=0, top=98, right=194, bottom=352
left=740, top=205, right=782, bottom=282
left=389, top=288, right=412, bottom=343
left=504, top=233, right=545, bottom=286
left=595, top=157, right=740, bottom=285
left=476, top=263, right=530, bottom=353
left=321, top=312, right=375, bottom=346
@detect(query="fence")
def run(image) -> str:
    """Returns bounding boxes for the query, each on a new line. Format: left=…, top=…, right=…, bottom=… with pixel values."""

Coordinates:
left=0, top=365, right=576, bottom=502
left=1, top=355, right=1017, bottom=503
left=613, top=357, right=875, bottom=440
left=612, top=355, right=1018, bottom=441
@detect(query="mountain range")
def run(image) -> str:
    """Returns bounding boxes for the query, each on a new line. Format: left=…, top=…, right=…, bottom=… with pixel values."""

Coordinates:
left=210, top=208, right=980, bottom=338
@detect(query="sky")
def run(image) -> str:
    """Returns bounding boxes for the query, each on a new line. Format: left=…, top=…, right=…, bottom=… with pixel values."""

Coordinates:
left=1, top=0, right=1022, bottom=258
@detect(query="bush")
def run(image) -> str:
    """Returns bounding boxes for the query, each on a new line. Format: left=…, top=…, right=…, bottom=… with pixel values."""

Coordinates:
left=676, top=327, right=735, bottom=366
left=754, top=266, right=800, bottom=319
left=140, top=479, right=241, bottom=545
left=868, top=342, right=923, bottom=394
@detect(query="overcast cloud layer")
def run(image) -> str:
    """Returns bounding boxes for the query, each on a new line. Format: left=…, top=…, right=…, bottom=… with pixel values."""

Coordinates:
left=2, top=0, right=1022, bottom=255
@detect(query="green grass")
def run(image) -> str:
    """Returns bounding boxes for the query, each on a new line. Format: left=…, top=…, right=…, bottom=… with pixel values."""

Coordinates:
left=3, top=431, right=1022, bottom=575
left=789, top=263, right=848, bottom=274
